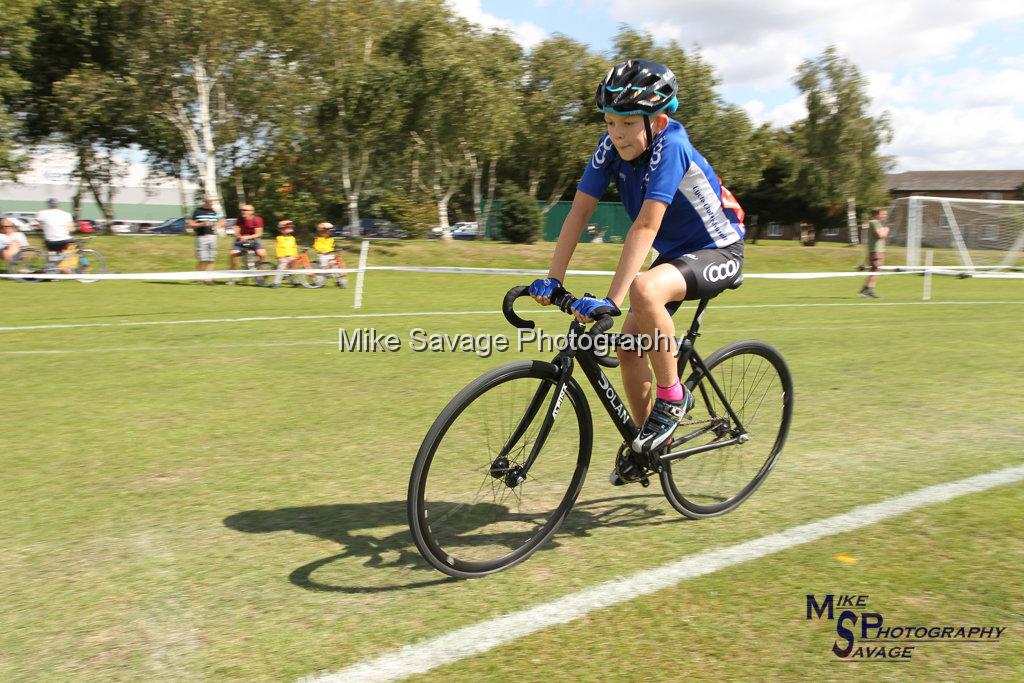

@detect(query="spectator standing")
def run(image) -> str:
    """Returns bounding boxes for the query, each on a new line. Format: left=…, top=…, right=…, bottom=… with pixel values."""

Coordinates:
left=859, top=207, right=890, bottom=298
left=0, top=217, right=29, bottom=263
left=228, top=204, right=267, bottom=283
left=189, top=197, right=223, bottom=285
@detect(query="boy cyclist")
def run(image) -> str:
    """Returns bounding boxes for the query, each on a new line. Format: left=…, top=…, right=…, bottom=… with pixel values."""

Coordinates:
left=530, top=59, right=746, bottom=485
left=312, top=222, right=348, bottom=288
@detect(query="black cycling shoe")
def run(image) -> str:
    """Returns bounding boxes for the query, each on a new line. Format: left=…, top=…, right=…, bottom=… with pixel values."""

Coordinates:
left=632, top=390, right=693, bottom=454
left=609, top=445, right=649, bottom=487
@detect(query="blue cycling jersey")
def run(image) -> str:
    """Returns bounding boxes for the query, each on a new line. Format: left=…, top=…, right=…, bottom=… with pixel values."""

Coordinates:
left=578, top=119, right=745, bottom=260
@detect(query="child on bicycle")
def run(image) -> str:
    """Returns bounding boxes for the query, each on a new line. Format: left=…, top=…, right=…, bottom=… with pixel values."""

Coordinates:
left=271, top=219, right=299, bottom=288
left=530, top=59, right=746, bottom=485
left=312, top=222, right=348, bottom=288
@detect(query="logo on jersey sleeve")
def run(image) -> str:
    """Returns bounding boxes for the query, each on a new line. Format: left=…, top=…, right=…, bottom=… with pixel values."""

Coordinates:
left=720, top=185, right=746, bottom=224
left=591, top=135, right=615, bottom=170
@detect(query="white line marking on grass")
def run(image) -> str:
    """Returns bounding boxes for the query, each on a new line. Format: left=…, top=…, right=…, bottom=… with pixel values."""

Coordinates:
left=2, top=300, right=1022, bottom=334
left=0, top=339, right=338, bottom=356
left=302, top=463, right=1024, bottom=683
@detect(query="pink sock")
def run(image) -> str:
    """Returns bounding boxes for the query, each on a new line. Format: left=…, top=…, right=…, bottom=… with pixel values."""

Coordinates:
left=656, top=380, right=684, bottom=402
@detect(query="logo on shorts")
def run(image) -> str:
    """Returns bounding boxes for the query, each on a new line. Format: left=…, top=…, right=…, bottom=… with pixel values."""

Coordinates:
left=703, top=260, right=739, bottom=283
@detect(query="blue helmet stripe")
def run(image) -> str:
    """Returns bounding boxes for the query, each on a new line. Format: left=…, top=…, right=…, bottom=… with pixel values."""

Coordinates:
left=599, top=95, right=679, bottom=117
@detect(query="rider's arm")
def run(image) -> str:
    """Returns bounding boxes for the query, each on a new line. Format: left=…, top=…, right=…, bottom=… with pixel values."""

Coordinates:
left=605, top=199, right=668, bottom=307
left=547, top=190, right=599, bottom=282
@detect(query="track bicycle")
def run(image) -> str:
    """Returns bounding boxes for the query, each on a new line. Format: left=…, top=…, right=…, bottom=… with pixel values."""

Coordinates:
left=408, top=285, right=794, bottom=578
left=7, top=237, right=107, bottom=283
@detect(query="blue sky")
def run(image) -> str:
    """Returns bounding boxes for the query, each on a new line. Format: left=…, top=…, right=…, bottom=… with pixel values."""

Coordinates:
left=452, top=0, right=1024, bottom=171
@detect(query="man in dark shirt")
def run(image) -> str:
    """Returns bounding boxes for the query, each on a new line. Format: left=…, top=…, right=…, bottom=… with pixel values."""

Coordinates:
left=189, top=197, right=224, bottom=284
left=228, top=204, right=267, bottom=282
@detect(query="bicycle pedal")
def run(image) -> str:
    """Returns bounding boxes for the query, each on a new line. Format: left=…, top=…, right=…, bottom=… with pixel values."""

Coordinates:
left=639, top=476, right=650, bottom=488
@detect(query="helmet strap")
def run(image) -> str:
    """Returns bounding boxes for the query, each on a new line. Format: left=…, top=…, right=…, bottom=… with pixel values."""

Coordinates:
left=643, top=115, right=653, bottom=150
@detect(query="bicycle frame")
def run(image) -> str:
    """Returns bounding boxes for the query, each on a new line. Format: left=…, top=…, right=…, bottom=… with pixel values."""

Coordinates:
left=501, top=298, right=750, bottom=481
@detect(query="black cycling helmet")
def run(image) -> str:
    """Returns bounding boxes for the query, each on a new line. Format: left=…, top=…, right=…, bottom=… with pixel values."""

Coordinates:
left=595, top=59, right=678, bottom=116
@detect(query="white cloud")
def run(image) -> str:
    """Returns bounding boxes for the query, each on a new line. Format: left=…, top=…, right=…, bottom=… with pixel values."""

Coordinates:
left=871, top=66, right=1024, bottom=170
left=446, top=0, right=547, bottom=49
left=884, top=105, right=1024, bottom=170
left=742, top=96, right=806, bottom=128
left=610, top=0, right=1024, bottom=88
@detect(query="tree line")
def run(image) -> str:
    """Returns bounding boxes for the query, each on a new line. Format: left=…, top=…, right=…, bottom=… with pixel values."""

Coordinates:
left=0, top=0, right=893, bottom=238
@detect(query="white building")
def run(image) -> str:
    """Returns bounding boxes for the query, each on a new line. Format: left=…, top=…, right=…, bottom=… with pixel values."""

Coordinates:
left=0, top=147, right=199, bottom=222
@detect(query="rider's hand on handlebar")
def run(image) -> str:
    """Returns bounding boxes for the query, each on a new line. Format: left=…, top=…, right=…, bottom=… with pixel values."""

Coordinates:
left=528, top=277, right=562, bottom=306
left=571, top=296, right=621, bottom=323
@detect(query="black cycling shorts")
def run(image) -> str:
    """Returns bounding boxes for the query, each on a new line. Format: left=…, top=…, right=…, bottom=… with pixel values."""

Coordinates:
left=45, top=239, right=76, bottom=252
left=650, top=241, right=744, bottom=315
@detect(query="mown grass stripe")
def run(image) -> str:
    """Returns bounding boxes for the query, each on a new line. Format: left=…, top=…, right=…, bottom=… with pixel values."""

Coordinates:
left=303, top=464, right=1024, bottom=683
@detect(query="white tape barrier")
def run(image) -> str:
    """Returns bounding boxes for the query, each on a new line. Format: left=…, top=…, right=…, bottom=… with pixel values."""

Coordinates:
left=0, top=268, right=358, bottom=281
left=6, top=265, right=1016, bottom=282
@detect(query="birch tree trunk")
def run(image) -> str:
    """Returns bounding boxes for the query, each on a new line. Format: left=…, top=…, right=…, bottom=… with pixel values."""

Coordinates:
left=482, top=158, right=498, bottom=240
left=164, top=58, right=224, bottom=216
left=463, top=144, right=482, bottom=226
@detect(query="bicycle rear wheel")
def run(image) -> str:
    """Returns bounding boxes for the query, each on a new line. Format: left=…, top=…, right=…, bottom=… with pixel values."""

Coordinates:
left=253, top=261, right=274, bottom=286
left=408, top=360, right=592, bottom=578
left=75, top=249, right=107, bottom=283
left=660, top=340, right=793, bottom=519
left=7, top=248, right=47, bottom=282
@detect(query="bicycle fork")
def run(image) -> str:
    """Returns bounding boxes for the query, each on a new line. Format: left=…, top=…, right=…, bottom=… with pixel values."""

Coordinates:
left=489, top=359, right=573, bottom=488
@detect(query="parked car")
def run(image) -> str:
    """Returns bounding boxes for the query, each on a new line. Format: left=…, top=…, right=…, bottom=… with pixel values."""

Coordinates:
left=2, top=212, right=41, bottom=232
left=150, top=217, right=188, bottom=234
left=110, top=221, right=135, bottom=234
left=430, top=221, right=479, bottom=239
left=451, top=222, right=479, bottom=240
left=331, top=218, right=406, bottom=239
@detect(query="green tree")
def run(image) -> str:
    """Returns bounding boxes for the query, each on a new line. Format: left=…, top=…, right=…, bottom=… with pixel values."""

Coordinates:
left=119, top=0, right=289, bottom=214
left=17, top=0, right=140, bottom=224
left=514, top=35, right=606, bottom=213
left=793, top=45, right=893, bottom=235
left=0, top=0, right=38, bottom=179
left=498, top=182, right=542, bottom=243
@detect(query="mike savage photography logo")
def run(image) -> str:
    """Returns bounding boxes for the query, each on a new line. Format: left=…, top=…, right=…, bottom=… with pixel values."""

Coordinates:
left=336, top=327, right=677, bottom=358
left=806, top=594, right=1006, bottom=663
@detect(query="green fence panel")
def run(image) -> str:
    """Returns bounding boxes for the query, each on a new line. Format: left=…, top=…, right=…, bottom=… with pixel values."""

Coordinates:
left=480, top=200, right=631, bottom=242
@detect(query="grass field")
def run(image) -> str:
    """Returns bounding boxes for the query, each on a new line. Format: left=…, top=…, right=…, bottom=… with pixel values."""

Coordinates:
left=2, top=238, right=1022, bottom=681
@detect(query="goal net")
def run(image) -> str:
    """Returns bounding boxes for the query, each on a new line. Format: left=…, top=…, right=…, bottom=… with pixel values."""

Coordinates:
left=888, top=195, right=1024, bottom=270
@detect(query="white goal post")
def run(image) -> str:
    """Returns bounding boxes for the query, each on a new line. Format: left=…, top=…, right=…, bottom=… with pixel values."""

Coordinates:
left=889, top=195, right=1024, bottom=271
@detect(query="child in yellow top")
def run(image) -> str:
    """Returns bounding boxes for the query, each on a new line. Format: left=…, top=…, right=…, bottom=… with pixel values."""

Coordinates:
left=313, top=222, right=347, bottom=288
left=272, top=220, right=299, bottom=287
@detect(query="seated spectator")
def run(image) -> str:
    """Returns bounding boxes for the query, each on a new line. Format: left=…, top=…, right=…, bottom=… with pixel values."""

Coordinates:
left=0, top=218, right=29, bottom=263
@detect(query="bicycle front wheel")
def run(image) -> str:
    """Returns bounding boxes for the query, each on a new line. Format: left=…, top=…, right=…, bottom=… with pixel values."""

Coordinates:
left=7, top=248, right=47, bottom=282
left=660, top=340, right=793, bottom=519
left=75, top=249, right=107, bottom=283
left=300, top=269, right=326, bottom=289
left=408, top=360, right=592, bottom=578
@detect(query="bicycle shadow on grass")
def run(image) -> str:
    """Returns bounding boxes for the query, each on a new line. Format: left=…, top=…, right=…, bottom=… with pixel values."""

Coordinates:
left=223, top=491, right=690, bottom=594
